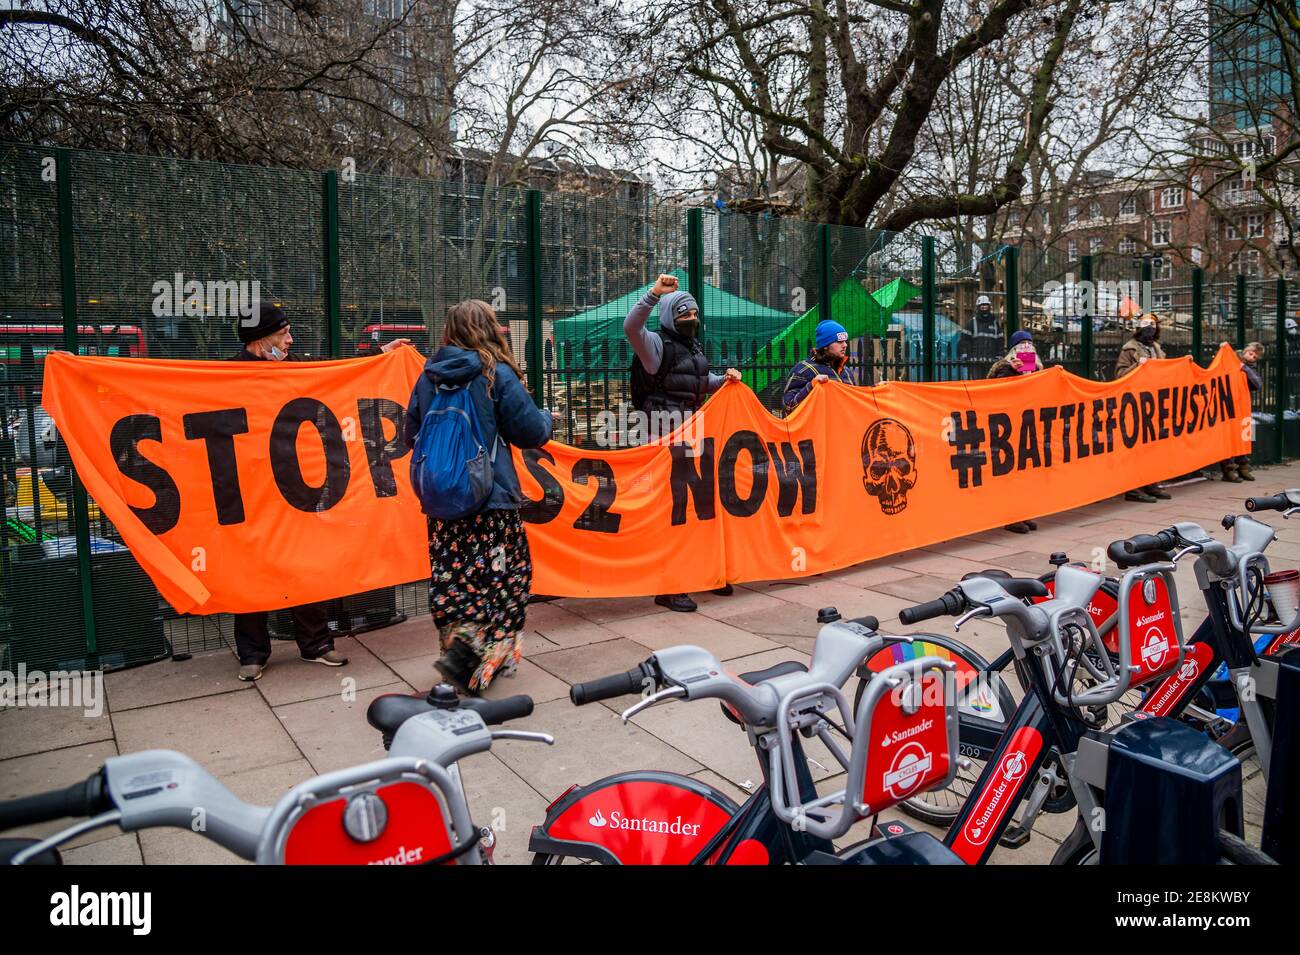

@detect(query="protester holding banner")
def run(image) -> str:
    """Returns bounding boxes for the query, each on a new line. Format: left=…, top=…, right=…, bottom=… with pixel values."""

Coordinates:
left=1221, top=341, right=1263, bottom=483
left=625, top=272, right=741, bottom=614
left=988, top=330, right=1042, bottom=534
left=781, top=320, right=856, bottom=412
left=229, top=302, right=411, bottom=682
left=403, top=300, right=554, bottom=694
left=1115, top=314, right=1173, bottom=504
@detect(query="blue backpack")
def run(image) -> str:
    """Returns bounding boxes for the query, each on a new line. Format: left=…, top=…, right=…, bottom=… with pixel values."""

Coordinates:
left=410, top=379, right=500, bottom=520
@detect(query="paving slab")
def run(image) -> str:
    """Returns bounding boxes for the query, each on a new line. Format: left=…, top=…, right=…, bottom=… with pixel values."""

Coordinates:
left=112, top=690, right=299, bottom=778
left=522, top=602, right=623, bottom=649
left=0, top=694, right=114, bottom=761
left=0, top=740, right=120, bottom=846
left=273, top=681, right=412, bottom=775
left=603, top=612, right=780, bottom=661
left=105, top=648, right=253, bottom=712
left=456, top=751, right=551, bottom=865
left=356, top=616, right=439, bottom=662
left=253, top=636, right=399, bottom=707
left=526, top=638, right=653, bottom=705
left=62, top=833, right=143, bottom=865
left=492, top=696, right=702, bottom=802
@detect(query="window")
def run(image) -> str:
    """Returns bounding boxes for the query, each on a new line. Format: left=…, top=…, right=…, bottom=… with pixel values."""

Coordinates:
left=1089, top=236, right=1104, bottom=254
left=1191, top=175, right=1201, bottom=196
left=1118, top=236, right=1137, bottom=254
left=1226, top=218, right=1239, bottom=239
left=1154, top=292, right=1172, bottom=311
left=1157, top=261, right=1173, bottom=280
left=1248, top=213, right=1265, bottom=238
left=1191, top=246, right=1203, bottom=265
left=1227, top=178, right=1245, bottom=202
left=1067, top=239, right=1078, bottom=260
left=1068, top=205, right=1079, bottom=224
left=1152, top=221, right=1171, bottom=246
left=1162, top=187, right=1184, bottom=209
left=1120, top=196, right=1137, bottom=216
left=1234, top=249, right=1261, bottom=277
left=1089, top=201, right=1102, bottom=220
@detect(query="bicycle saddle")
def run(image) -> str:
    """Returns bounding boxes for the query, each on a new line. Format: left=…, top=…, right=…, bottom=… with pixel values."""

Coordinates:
left=738, top=660, right=808, bottom=686
left=961, top=572, right=1049, bottom=599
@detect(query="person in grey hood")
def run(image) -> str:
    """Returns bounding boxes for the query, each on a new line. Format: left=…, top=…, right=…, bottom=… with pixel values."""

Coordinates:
left=624, top=272, right=741, bottom=613
left=403, top=299, right=555, bottom=693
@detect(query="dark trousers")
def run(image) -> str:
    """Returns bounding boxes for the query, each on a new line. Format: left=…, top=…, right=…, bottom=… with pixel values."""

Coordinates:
left=234, top=602, right=333, bottom=665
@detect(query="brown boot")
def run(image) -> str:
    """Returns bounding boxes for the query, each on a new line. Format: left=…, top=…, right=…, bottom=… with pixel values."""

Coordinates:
left=1237, top=461, right=1256, bottom=482
left=1220, top=461, right=1242, bottom=483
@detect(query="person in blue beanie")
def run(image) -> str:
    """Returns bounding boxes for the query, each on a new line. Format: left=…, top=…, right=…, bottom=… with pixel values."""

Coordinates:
left=781, top=320, right=856, bottom=412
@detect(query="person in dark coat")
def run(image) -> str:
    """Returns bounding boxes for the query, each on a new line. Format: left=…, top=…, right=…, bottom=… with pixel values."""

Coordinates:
left=230, top=301, right=411, bottom=682
left=1115, top=314, right=1172, bottom=503
left=403, top=299, right=555, bottom=694
left=989, top=330, right=1042, bottom=534
left=624, top=272, right=741, bottom=613
left=781, top=320, right=856, bottom=412
left=1221, top=342, right=1264, bottom=483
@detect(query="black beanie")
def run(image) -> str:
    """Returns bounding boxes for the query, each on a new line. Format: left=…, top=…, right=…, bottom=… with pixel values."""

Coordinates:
left=237, top=301, right=289, bottom=345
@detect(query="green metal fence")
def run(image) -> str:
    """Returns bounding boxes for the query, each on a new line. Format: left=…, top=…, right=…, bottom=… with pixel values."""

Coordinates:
left=2, top=140, right=1297, bottom=672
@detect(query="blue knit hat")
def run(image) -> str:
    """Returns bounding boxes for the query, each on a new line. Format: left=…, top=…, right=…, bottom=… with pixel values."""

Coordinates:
left=815, top=320, right=848, bottom=349
left=1009, top=330, right=1034, bottom=348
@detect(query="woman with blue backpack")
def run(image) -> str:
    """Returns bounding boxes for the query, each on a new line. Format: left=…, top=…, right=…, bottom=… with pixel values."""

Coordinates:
left=403, top=300, right=555, bottom=694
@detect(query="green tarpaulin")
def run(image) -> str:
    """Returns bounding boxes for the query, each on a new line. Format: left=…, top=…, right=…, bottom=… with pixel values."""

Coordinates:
left=551, top=269, right=797, bottom=376
left=744, top=277, right=922, bottom=393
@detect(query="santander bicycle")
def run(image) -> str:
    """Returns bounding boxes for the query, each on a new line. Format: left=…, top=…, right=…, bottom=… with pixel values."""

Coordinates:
left=528, top=608, right=967, bottom=865
left=883, top=490, right=1300, bottom=850
left=0, top=688, right=548, bottom=865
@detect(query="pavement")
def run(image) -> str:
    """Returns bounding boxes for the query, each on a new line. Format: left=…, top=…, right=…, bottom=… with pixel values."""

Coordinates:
left=4, top=461, right=1299, bottom=865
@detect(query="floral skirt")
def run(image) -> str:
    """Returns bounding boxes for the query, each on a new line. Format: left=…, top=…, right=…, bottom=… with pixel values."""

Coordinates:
left=427, top=507, right=532, bottom=690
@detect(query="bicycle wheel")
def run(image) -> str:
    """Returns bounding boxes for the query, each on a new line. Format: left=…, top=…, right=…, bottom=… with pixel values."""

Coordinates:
left=530, top=853, right=607, bottom=865
left=1051, top=818, right=1276, bottom=864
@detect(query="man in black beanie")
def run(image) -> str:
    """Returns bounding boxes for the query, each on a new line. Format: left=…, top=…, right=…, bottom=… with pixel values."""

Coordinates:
left=228, top=300, right=411, bottom=681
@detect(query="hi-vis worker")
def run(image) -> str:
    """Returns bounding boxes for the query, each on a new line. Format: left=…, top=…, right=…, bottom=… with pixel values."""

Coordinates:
left=782, top=320, right=856, bottom=412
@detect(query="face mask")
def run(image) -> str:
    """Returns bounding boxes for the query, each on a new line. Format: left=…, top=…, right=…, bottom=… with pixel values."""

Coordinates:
left=268, top=345, right=286, bottom=361
left=675, top=319, right=700, bottom=338
left=1136, top=326, right=1157, bottom=344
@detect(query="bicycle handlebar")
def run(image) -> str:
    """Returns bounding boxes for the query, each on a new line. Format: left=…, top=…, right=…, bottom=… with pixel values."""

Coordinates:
left=569, top=662, right=658, bottom=706
left=461, top=695, right=535, bottom=726
left=0, top=772, right=109, bottom=832
left=899, top=591, right=964, bottom=626
left=1245, top=493, right=1291, bottom=513
left=1122, top=530, right=1180, bottom=554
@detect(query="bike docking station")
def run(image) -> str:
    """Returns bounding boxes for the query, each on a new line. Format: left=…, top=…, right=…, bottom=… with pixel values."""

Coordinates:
left=1263, top=646, right=1300, bottom=863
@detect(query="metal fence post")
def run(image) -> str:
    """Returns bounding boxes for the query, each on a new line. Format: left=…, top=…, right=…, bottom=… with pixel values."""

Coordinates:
left=1237, top=273, right=1247, bottom=351
left=819, top=223, right=833, bottom=325
left=1277, top=276, right=1287, bottom=463
left=526, top=190, right=545, bottom=404
left=1005, top=245, right=1020, bottom=342
left=922, top=235, right=936, bottom=382
left=1080, top=254, right=1094, bottom=379
left=55, top=147, right=98, bottom=658
left=323, top=170, right=341, bottom=359
left=687, top=207, right=704, bottom=301
left=1192, top=267, right=1204, bottom=364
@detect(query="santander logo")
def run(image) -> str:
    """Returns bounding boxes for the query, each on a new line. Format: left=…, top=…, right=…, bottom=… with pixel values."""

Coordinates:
left=964, top=750, right=1028, bottom=846
left=586, top=807, right=702, bottom=837
left=367, top=844, right=425, bottom=865
left=1140, top=627, right=1171, bottom=669
left=882, top=741, right=933, bottom=798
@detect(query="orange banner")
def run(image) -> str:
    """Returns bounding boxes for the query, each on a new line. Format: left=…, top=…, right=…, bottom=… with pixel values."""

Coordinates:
left=42, top=346, right=1251, bottom=613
